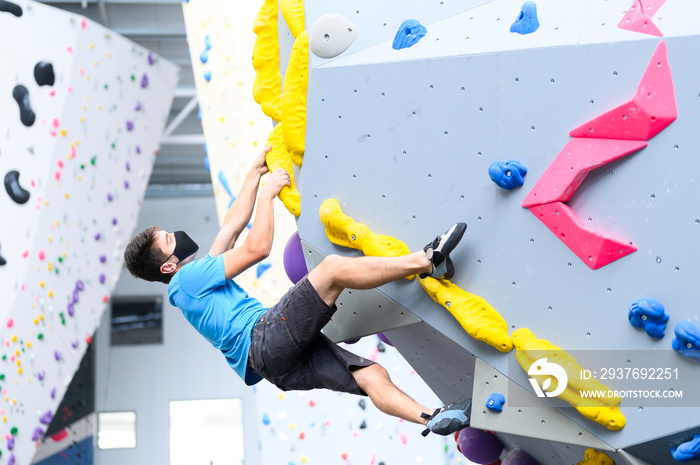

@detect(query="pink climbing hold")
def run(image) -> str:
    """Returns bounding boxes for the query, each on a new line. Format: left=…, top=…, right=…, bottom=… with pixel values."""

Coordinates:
left=618, top=0, right=666, bottom=37
left=521, top=139, right=647, bottom=208
left=6, top=318, right=13, bottom=328
left=570, top=41, right=676, bottom=141
left=38, top=250, right=46, bottom=260
left=529, top=202, right=637, bottom=270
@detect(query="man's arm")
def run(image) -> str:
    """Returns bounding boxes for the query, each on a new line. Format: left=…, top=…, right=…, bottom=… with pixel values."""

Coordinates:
left=208, top=146, right=271, bottom=258
left=222, top=168, right=290, bottom=280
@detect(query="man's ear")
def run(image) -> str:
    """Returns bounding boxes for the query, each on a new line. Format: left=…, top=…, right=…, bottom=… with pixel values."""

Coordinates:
left=160, top=261, right=177, bottom=275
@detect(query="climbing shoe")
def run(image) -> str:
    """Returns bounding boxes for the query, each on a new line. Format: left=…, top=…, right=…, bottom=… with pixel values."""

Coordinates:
left=421, top=398, right=472, bottom=436
left=420, top=223, right=467, bottom=280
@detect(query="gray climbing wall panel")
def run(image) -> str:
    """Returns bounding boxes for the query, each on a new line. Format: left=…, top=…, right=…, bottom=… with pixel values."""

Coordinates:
left=293, top=0, right=700, bottom=460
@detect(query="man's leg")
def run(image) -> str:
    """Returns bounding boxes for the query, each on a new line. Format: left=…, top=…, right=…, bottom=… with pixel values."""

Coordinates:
left=352, top=364, right=432, bottom=425
left=352, top=364, right=472, bottom=437
left=309, top=252, right=431, bottom=306
left=309, top=223, right=467, bottom=307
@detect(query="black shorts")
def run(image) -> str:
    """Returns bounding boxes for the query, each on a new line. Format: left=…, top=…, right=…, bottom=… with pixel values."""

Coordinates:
left=248, top=276, right=375, bottom=395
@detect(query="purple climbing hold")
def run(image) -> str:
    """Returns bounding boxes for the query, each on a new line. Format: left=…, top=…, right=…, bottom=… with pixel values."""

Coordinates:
left=67, top=303, right=74, bottom=316
left=148, top=53, right=155, bottom=65
left=502, top=448, right=541, bottom=465
left=126, top=120, right=134, bottom=131
left=135, top=145, right=141, bottom=154
left=99, top=255, right=106, bottom=263
left=51, top=387, right=56, bottom=399
left=40, top=410, right=53, bottom=424
left=72, top=289, right=80, bottom=302
left=112, top=217, right=118, bottom=225
left=107, top=193, right=113, bottom=202
left=99, top=273, right=106, bottom=284
left=76, top=280, right=84, bottom=290
left=457, top=427, right=504, bottom=464
left=54, top=350, right=62, bottom=361
left=32, top=427, right=44, bottom=441
left=72, top=340, right=79, bottom=348
left=126, top=161, right=131, bottom=171
left=7, top=436, right=14, bottom=450
left=134, top=101, right=142, bottom=111
left=94, top=233, right=101, bottom=241
left=37, top=371, right=45, bottom=381
left=392, top=20, right=427, bottom=50
left=140, top=73, right=148, bottom=88
left=124, top=180, right=130, bottom=189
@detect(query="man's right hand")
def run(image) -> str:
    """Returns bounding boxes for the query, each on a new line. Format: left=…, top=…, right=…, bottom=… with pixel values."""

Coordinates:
left=262, top=168, right=291, bottom=199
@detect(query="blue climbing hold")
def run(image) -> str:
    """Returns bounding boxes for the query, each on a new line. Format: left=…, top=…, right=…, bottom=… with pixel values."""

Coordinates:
left=485, top=393, right=505, bottom=412
left=203, top=70, right=212, bottom=82
left=392, top=20, right=427, bottom=50
left=256, top=262, right=272, bottom=278
left=200, top=49, right=209, bottom=64
left=204, top=156, right=210, bottom=172
left=628, top=298, right=669, bottom=339
left=488, top=159, right=527, bottom=190
left=672, top=434, right=700, bottom=462
left=510, top=1, right=540, bottom=35
left=672, top=321, right=700, bottom=362
left=262, top=413, right=271, bottom=425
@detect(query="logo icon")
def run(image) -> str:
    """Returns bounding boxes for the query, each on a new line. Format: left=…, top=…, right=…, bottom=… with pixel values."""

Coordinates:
left=528, top=358, right=568, bottom=398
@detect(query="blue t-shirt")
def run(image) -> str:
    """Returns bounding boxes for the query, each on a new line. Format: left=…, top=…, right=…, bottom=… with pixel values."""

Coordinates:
left=168, top=254, right=266, bottom=385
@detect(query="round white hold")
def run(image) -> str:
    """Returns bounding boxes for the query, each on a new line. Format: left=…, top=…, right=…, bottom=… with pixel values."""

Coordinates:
left=309, top=14, right=358, bottom=59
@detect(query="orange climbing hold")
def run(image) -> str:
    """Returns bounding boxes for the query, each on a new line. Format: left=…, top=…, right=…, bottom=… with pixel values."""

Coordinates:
left=529, top=202, right=638, bottom=270
left=569, top=41, right=676, bottom=140
left=521, top=139, right=647, bottom=208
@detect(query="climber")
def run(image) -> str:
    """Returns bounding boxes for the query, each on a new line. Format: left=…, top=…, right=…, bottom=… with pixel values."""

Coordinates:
left=123, top=145, right=471, bottom=436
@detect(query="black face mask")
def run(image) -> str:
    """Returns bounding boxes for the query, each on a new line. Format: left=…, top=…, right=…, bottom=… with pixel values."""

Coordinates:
left=167, top=230, right=199, bottom=264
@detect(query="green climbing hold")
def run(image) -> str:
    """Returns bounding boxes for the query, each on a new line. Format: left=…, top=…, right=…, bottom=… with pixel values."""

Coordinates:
left=90, top=156, right=97, bottom=165
left=10, top=427, right=17, bottom=435
left=0, top=374, right=5, bottom=380
left=38, top=333, right=44, bottom=340
left=80, top=163, right=85, bottom=170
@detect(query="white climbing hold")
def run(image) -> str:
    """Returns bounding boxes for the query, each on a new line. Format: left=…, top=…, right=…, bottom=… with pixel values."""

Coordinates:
left=309, top=14, right=357, bottom=59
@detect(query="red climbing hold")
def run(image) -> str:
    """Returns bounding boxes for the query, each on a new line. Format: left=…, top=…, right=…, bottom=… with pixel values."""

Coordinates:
left=569, top=41, right=676, bottom=141
left=529, top=202, right=637, bottom=270
left=618, top=0, right=665, bottom=37
left=521, top=139, right=647, bottom=208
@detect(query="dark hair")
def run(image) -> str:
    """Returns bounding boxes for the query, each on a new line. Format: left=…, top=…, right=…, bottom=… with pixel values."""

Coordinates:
left=124, top=226, right=172, bottom=284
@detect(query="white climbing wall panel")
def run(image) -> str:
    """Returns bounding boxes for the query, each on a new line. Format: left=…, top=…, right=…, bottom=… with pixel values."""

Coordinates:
left=0, top=1, right=178, bottom=463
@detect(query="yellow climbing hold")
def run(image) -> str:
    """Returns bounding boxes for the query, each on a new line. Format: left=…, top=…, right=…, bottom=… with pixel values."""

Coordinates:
left=253, top=0, right=283, bottom=122
left=576, top=449, right=616, bottom=465
left=279, top=0, right=305, bottom=38
left=511, top=328, right=626, bottom=431
left=319, top=198, right=412, bottom=263
left=283, top=31, right=309, bottom=167
left=419, top=277, right=512, bottom=352
left=265, top=123, right=300, bottom=216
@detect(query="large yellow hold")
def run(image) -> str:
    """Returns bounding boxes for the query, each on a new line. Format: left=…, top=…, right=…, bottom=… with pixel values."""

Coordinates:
left=279, top=0, right=305, bottom=38
left=511, top=328, right=626, bottom=431
left=283, top=31, right=309, bottom=167
left=419, top=277, right=512, bottom=352
left=576, top=449, right=616, bottom=465
left=266, top=123, right=300, bottom=216
left=319, top=199, right=412, bottom=264
left=253, top=0, right=283, bottom=122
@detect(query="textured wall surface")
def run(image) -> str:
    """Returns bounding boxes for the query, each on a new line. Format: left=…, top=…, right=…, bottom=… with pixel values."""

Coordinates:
left=0, top=2, right=178, bottom=463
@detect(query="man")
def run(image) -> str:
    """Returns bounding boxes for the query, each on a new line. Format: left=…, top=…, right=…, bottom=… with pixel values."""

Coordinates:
left=124, top=146, right=471, bottom=436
